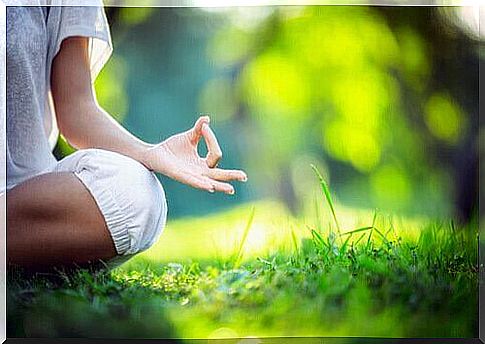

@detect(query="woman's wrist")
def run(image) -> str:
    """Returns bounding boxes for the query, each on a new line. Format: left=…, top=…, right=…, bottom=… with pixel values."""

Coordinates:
left=137, top=142, right=157, bottom=171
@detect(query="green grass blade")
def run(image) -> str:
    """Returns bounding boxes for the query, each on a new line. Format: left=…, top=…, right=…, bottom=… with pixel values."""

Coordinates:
left=311, top=229, right=330, bottom=250
left=310, top=164, right=341, bottom=234
left=306, top=225, right=329, bottom=249
left=340, top=234, right=352, bottom=255
left=354, top=232, right=367, bottom=246
left=372, top=209, right=378, bottom=227
left=340, top=226, right=374, bottom=236
left=311, top=229, right=325, bottom=246
left=366, top=227, right=374, bottom=250
left=234, top=207, right=256, bottom=268
left=373, top=227, right=389, bottom=244
left=291, top=227, right=299, bottom=255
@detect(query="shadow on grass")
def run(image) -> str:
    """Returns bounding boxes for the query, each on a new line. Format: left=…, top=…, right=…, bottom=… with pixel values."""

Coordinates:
left=7, top=265, right=177, bottom=339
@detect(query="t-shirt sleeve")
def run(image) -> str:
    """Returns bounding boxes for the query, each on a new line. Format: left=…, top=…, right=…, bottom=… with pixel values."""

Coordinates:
left=48, top=0, right=112, bottom=81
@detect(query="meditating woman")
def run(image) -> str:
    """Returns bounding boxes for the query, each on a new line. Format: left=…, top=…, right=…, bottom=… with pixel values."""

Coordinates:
left=5, top=4, right=247, bottom=270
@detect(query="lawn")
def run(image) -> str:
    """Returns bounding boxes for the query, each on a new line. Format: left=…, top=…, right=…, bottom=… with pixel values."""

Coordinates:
left=7, top=171, right=479, bottom=340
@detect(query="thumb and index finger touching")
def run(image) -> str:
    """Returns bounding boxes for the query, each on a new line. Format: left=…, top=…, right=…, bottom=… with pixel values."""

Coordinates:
left=190, top=115, right=248, bottom=185
left=191, top=116, right=242, bottom=170
left=191, top=116, right=220, bottom=166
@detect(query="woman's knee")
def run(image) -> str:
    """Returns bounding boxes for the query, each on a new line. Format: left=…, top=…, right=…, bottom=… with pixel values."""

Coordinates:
left=121, top=158, right=168, bottom=254
left=56, top=149, right=168, bottom=256
left=101, top=150, right=168, bottom=255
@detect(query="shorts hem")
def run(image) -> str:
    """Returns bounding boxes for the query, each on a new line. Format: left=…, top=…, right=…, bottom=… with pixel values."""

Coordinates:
left=72, top=170, right=131, bottom=255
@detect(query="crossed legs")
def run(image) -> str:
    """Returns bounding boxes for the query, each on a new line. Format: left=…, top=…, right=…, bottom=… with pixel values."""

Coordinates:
left=7, top=172, right=117, bottom=270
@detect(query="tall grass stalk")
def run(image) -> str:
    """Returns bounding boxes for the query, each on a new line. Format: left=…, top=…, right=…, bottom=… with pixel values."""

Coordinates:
left=233, top=207, right=256, bottom=268
left=310, top=164, right=341, bottom=235
left=291, top=227, right=299, bottom=257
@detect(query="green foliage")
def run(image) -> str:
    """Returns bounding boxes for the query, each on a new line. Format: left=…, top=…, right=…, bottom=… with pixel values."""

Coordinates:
left=233, top=6, right=475, bottom=216
left=424, top=92, right=466, bottom=144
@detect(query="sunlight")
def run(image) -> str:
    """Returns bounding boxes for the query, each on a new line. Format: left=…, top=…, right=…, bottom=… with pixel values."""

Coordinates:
left=242, top=223, right=268, bottom=255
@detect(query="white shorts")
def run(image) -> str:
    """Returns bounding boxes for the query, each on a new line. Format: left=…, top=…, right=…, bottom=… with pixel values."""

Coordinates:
left=53, top=149, right=168, bottom=265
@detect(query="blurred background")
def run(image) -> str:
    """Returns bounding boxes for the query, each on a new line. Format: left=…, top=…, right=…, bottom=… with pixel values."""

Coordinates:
left=55, top=5, right=481, bottom=222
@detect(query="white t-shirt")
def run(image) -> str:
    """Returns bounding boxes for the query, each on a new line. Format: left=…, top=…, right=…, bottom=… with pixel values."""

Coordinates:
left=5, top=0, right=112, bottom=193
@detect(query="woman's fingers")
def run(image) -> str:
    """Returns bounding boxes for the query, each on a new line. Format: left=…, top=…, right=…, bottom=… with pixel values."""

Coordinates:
left=167, top=165, right=214, bottom=192
left=189, top=117, right=223, bottom=168
left=175, top=172, right=215, bottom=193
left=187, top=175, right=235, bottom=195
left=206, top=168, right=247, bottom=182
left=171, top=168, right=235, bottom=195
left=189, top=116, right=210, bottom=144
left=202, top=177, right=235, bottom=195
left=201, top=123, right=223, bottom=168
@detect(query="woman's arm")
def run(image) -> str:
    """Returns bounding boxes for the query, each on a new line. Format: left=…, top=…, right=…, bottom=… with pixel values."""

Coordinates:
left=51, top=37, right=151, bottom=164
left=51, top=37, right=246, bottom=194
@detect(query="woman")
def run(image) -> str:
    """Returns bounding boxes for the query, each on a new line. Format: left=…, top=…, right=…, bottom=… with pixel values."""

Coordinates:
left=6, top=3, right=247, bottom=270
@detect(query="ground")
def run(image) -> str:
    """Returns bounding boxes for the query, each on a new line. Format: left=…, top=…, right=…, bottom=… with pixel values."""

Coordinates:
left=7, top=197, right=478, bottom=340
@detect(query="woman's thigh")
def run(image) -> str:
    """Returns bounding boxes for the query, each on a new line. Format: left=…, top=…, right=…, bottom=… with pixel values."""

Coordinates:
left=7, top=172, right=117, bottom=270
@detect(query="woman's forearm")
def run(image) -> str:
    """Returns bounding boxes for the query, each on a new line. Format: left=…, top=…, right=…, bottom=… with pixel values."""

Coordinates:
left=58, top=99, right=154, bottom=168
left=50, top=37, right=153, bottom=168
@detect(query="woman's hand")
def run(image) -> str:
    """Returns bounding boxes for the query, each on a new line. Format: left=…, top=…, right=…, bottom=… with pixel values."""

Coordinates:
left=51, top=38, right=245, bottom=194
left=142, top=116, right=247, bottom=194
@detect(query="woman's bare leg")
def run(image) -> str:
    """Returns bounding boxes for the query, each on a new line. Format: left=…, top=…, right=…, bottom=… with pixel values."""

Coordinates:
left=7, top=172, right=117, bottom=270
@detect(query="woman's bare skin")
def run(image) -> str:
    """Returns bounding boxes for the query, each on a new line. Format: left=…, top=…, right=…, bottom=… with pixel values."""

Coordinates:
left=7, top=37, right=246, bottom=270
left=7, top=173, right=117, bottom=270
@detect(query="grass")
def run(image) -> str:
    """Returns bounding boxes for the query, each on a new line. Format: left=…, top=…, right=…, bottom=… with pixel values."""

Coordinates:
left=311, top=163, right=341, bottom=235
left=232, top=206, right=256, bottom=269
left=7, top=167, right=479, bottom=340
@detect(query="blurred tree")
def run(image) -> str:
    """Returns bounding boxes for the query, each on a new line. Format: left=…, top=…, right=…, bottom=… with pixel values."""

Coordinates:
left=202, top=6, right=479, bottom=221
left=378, top=6, right=479, bottom=222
